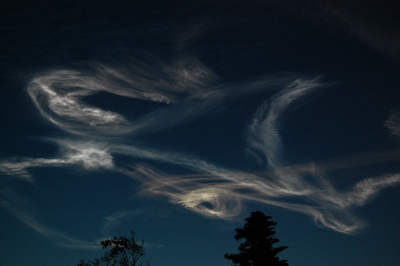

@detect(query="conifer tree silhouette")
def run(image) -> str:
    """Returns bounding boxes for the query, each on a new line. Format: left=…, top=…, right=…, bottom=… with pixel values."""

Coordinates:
left=225, top=211, right=288, bottom=266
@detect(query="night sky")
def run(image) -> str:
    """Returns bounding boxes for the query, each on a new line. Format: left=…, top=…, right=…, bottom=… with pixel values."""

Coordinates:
left=1, top=1, right=400, bottom=266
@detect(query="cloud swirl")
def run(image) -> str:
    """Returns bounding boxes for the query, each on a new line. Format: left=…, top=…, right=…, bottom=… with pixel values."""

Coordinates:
left=1, top=54, right=400, bottom=246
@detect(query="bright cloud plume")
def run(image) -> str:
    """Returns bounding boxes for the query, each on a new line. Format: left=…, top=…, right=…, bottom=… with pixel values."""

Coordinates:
left=0, top=140, right=114, bottom=180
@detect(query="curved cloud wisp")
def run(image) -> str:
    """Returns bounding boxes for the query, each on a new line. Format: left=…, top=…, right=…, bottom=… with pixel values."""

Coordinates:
left=0, top=184, right=101, bottom=249
left=27, top=58, right=222, bottom=137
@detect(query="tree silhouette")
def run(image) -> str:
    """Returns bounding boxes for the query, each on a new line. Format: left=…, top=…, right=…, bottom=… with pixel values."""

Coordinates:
left=225, top=211, right=288, bottom=266
left=77, top=231, right=151, bottom=266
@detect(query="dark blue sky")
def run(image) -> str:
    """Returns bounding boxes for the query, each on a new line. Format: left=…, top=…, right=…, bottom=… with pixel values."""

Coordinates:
left=1, top=1, right=400, bottom=266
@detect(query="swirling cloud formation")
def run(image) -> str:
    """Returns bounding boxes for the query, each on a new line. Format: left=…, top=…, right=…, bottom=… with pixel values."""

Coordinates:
left=1, top=55, right=400, bottom=245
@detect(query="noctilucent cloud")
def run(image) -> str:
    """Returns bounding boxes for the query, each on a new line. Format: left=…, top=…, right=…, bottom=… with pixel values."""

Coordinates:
left=1, top=1, right=400, bottom=266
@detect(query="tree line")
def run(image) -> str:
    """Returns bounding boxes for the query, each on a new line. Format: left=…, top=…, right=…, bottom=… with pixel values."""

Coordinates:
left=77, top=211, right=288, bottom=266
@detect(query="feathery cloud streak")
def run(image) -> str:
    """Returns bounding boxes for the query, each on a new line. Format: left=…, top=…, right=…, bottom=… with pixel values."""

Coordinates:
left=1, top=55, right=400, bottom=242
left=0, top=183, right=102, bottom=249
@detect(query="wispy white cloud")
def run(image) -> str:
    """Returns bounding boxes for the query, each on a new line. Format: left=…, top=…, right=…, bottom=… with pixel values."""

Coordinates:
left=0, top=184, right=101, bottom=249
left=0, top=158, right=67, bottom=181
left=123, top=162, right=400, bottom=234
left=0, top=139, right=114, bottom=180
left=55, top=139, right=115, bottom=170
left=242, top=80, right=400, bottom=233
left=0, top=181, right=164, bottom=249
left=2, top=55, right=400, bottom=238
left=246, top=77, right=323, bottom=170
left=113, top=78, right=400, bottom=234
left=385, top=108, right=400, bottom=137
left=27, top=58, right=311, bottom=139
left=26, top=57, right=221, bottom=137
